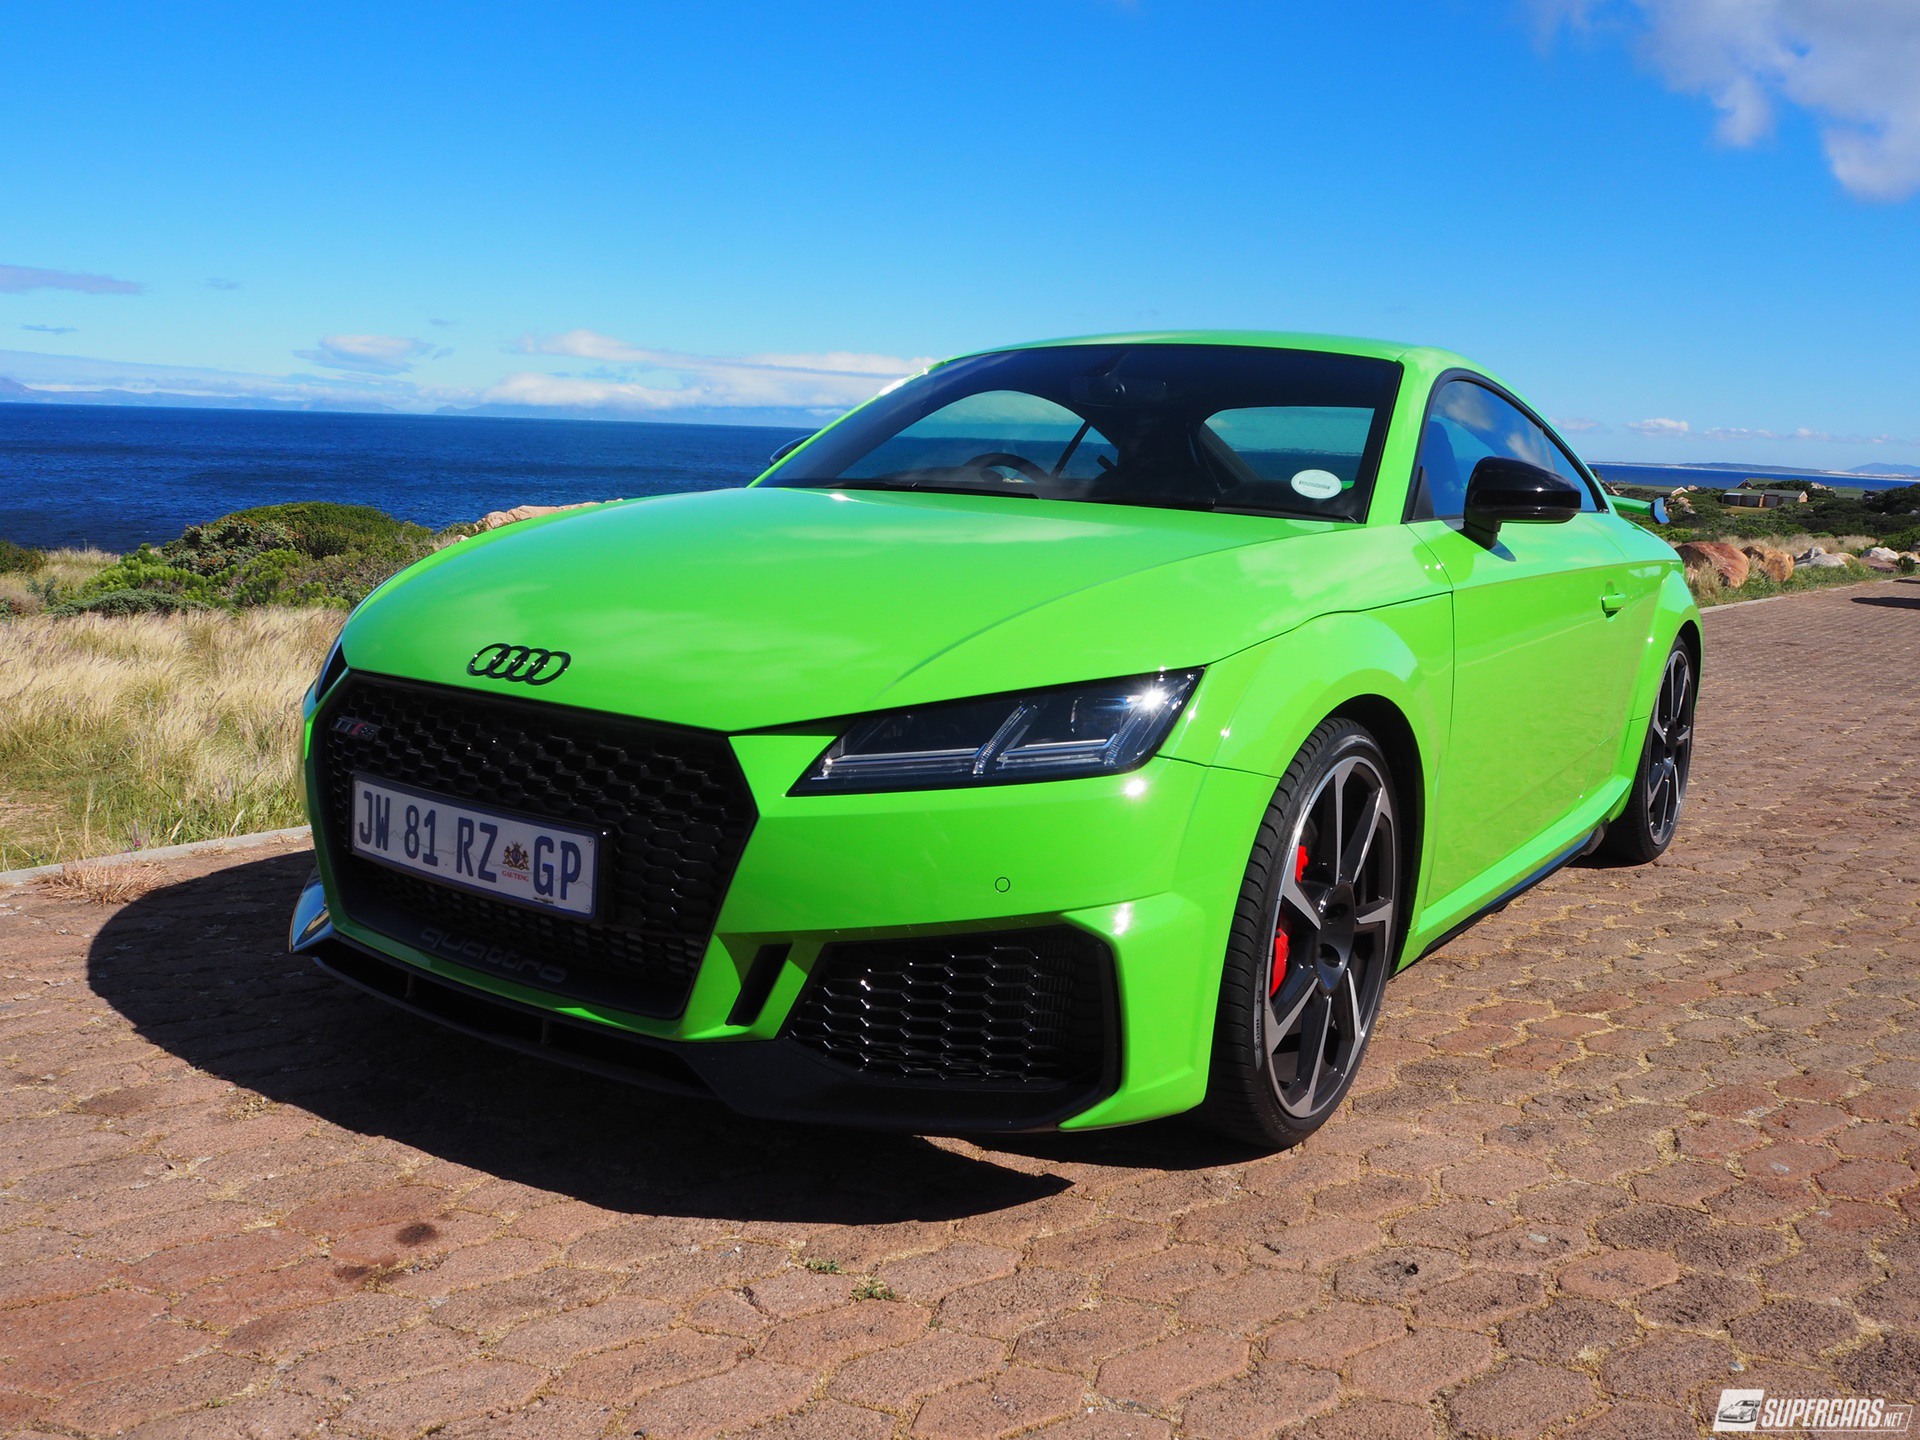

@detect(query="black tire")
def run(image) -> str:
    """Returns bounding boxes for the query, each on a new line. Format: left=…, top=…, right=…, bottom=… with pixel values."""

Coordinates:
left=1200, top=719, right=1403, bottom=1150
left=1598, top=640, right=1696, bottom=865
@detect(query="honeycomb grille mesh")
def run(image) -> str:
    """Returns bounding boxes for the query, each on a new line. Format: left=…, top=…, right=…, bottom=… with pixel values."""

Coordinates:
left=315, top=674, right=756, bottom=1017
left=786, top=929, right=1112, bottom=1087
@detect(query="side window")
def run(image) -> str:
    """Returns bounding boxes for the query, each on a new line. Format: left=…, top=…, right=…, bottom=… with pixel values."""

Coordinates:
left=1414, top=380, right=1598, bottom=519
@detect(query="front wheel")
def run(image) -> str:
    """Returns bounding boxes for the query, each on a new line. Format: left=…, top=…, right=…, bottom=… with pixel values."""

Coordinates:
left=1200, top=719, right=1402, bottom=1150
left=1597, top=640, right=1695, bottom=865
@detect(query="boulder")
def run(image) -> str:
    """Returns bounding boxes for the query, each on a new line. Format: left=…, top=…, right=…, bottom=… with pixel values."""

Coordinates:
left=1740, top=543, right=1793, bottom=584
left=1796, top=546, right=1851, bottom=569
left=1675, top=540, right=1750, bottom=588
left=1863, top=546, right=1899, bottom=563
left=474, top=501, right=611, bottom=532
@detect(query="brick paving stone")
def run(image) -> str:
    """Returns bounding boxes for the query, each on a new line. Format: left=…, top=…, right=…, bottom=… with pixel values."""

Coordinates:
left=332, top=1357, right=544, bottom=1439
left=551, top=1328, right=744, bottom=1405
left=828, top=1330, right=1005, bottom=1409
left=1443, top=1358, right=1596, bottom=1439
left=1015, top=1300, right=1168, bottom=1370
left=1346, top=1327, right=1496, bottom=1400
left=1094, top=1329, right=1248, bottom=1410
left=910, top=1365, right=1084, bottom=1439
left=0, top=585, right=1915, bottom=1437
left=620, top=1358, right=816, bottom=1440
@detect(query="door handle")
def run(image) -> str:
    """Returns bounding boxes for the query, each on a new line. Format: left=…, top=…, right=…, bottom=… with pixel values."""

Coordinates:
left=1601, top=588, right=1627, bottom=616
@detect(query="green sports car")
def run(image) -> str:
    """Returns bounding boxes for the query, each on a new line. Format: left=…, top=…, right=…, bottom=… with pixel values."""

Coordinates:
left=290, top=332, right=1698, bottom=1147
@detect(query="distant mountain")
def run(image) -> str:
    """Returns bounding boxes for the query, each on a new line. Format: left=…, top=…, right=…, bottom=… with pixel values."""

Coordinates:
left=1851, top=463, right=1920, bottom=477
left=435, top=402, right=825, bottom=430
left=0, top=377, right=396, bottom=413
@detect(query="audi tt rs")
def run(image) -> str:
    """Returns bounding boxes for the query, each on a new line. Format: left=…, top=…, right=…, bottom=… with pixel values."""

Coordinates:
left=291, top=332, right=1698, bottom=1146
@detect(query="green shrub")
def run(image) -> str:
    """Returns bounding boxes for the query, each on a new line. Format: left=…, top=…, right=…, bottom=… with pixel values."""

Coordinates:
left=1884, top=525, right=1920, bottom=553
left=0, top=538, right=47, bottom=574
left=52, top=587, right=211, bottom=617
left=1865, top=482, right=1920, bottom=516
left=229, top=501, right=431, bottom=559
left=35, top=503, right=445, bottom=621
left=159, top=515, right=297, bottom=578
left=71, top=553, right=220, bottom=606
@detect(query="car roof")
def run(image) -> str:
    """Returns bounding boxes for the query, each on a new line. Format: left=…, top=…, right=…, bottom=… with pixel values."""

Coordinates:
left=947, top=330, right=1489, bottom=386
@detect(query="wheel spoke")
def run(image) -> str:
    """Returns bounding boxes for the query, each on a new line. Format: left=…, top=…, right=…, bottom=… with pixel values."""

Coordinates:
left=1280, top=873, right=1319, bottom=928
left=1339, top=968, right=1367, bottom=1045
left=1355, top=898, right=1394, bottom=934
left=1295, top=993, right=1333, bottom=1113
left=1338, top=786, right=1384, bottom=885
left=1266, top=975, right=1314, bottom=1055
left=1326, top=762, right=1349, bottom=862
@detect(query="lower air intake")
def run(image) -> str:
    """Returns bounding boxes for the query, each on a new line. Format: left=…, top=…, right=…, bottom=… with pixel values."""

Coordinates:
left=785, top=927, right=1113, bottom=1088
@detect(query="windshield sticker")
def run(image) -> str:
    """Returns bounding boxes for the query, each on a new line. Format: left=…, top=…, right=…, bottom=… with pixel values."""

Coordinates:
left=1290, top=469, right=1344, bottom=500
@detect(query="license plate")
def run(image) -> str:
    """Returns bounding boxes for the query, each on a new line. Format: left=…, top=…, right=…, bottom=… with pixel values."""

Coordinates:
left=349, top=774, right=600, bottom=919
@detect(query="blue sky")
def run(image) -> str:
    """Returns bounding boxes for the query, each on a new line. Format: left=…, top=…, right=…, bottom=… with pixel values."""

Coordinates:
left=2, top=1, right=1916, bottom=469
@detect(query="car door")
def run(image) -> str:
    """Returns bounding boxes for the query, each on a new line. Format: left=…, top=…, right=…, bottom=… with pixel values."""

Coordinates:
left=1409, top=377, right=1639, bottom=906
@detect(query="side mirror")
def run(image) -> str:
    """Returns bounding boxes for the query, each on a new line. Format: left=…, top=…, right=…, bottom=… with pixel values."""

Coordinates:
left=1463, top=456, right=1583, bottom=547
left=768, top=432, right=815, bottom=467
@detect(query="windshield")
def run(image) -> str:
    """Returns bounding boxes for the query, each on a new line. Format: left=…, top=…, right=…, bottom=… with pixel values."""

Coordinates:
left=763, top=343, right=1401, bottom=521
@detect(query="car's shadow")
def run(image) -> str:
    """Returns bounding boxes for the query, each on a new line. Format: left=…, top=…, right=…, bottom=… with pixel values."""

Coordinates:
left=87, top=853, right=1104, bottom=1223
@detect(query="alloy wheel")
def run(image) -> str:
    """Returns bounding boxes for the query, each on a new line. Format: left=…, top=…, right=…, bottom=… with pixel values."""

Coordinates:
left=1647, top=648, right=1694, bottom=845
left=1258, top=754, right=1398, bottom=1119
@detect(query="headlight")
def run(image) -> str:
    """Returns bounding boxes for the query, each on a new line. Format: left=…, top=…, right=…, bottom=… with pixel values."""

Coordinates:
left=793, top=670, right=1202, bottom=794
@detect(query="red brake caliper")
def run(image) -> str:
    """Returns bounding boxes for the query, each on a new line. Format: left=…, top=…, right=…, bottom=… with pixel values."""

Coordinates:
left=1270, top=844, right=1309, bottom=996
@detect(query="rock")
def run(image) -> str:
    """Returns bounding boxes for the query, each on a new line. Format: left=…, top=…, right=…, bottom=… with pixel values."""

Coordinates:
left=1863, top=546, right=1899, bottom=563
left=1797, top=548, right=1851, bottom=569
left=1740, top=543, right=1793, bottom=584
left=1675, top=540, right=1750, bottom=588
left=474, top=501, right=612, bottom=532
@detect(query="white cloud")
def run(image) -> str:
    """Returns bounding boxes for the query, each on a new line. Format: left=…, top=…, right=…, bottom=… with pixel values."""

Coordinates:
left=294, top=334, right=443, bottom=375
left=22, top=324, right=78, bottom=335
left=1536, top=0, right=1920, bottom=200
left=1627, top=416, right=1693, bottom=435
left=499, top=330, right=933, bottom=411
left=0, top=263, right=142, bottom=295
left=1551, top=415, right=1602, bottom=432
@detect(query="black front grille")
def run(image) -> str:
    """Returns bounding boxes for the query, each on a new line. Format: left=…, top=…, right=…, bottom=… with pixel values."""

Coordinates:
left=785, top=928, right=1114, bottom=1088
left=315, top=674, right=757, bottom=1017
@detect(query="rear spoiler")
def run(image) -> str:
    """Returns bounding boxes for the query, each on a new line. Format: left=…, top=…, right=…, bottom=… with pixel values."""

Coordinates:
left=1609, top=494, right=1670, bottom=524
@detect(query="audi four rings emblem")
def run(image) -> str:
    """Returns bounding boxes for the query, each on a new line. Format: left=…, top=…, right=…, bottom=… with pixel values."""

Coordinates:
left=467, top=643, right=571, bottom=685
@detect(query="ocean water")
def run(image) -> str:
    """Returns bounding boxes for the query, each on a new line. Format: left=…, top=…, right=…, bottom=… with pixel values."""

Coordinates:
left=0, top=404, right=807, bottom=552
left=0, top=402, right=1909, bottom=552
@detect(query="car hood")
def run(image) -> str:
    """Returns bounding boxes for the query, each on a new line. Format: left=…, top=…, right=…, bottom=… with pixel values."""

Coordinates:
left=342, top=486, right=1401, bottom=733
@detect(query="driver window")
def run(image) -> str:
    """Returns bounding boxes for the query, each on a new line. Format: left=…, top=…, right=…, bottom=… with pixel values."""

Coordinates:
left=1414, top=380, right=1598, bottom=519
left=841, top=390, right=1116, bottom=482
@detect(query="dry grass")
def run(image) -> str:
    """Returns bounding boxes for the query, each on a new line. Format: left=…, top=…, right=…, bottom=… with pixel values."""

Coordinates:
left=0, top=607, right=342, bottom=868
left=0, top=547, right=119, bottom=615
left=35, top=860, right=172, bottom=905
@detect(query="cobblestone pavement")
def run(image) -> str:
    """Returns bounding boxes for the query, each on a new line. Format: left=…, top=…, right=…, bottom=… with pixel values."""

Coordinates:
left=2, top=581, right=1917, bottom=1440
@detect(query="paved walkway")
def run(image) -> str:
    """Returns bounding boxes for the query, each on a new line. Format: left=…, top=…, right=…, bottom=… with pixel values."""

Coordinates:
left=1, top=581, right=1916, bottom=1440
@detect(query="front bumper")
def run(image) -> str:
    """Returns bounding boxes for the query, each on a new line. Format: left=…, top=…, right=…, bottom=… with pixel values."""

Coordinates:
left=298, top=678, right=1274, bottom=1131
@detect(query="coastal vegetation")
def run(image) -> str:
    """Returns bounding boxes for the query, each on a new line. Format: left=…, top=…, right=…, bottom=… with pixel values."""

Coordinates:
left=0, top=606, right=341, bottom=868
left=1, top=489, right=1914, bottom=865
left=0, top=502, right=451, bottom=618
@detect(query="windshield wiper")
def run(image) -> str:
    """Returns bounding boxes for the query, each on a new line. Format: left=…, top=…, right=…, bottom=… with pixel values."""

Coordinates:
left=1086, top=493, right=1219, bottom=513
left=813, top=478, right=1040, bottom=500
